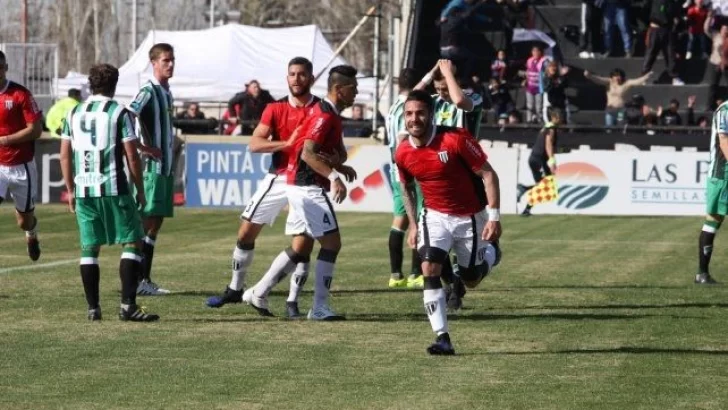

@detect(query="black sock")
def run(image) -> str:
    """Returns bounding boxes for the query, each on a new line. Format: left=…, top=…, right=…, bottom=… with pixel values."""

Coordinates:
left=141, top=236, right=156, bottom=281
left=699, top=230, right=716, bottom=273
left=80, top=264, right=100, bottom=309
left=411, top=249, right=422, bottom=276
left=388, top=229, right=405, bottom=279
left=120, top=258, right=141, bottom=306
left=440, top=257, right=454, bottom=286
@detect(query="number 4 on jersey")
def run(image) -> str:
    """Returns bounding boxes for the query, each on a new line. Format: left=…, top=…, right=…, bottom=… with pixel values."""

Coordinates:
left=323, top=214, right=331, bottom=225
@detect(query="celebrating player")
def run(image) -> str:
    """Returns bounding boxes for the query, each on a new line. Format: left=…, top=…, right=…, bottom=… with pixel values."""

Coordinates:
left=695, top=101, right=728, bottom=284
left=127, top=43, right=176, bottom=295
left=0, top=50, right=43, bottom=261
left=517, top=108, right=561, bottom=216
left=205, top=57, right=320, bottom=318
left=59, top=63, right=159, bottom=322
left=385, top=68, right=424, bottom=289
left=283, top=65, right=359, bottom=320
left=395, top=89, right=502, bottom=355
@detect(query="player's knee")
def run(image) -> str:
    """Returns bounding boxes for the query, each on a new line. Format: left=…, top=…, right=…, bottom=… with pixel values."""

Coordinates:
left=392, top=216, right=408, bottom=231
left=421, top=261, right=440, bottom=277
left=418, top=246, right=448, bottom=265
left=123, top=241, right=142, bottom=250
left=459, top=263, right=490, bottom=289
left=319, top=233, right=341, bottom=253
left=17, top=213, right=34, bottom=230
left=284, top=246, right=310, bottom=264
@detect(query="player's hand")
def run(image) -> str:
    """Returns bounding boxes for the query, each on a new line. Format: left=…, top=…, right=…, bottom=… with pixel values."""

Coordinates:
left=336, top=165, right=358, bottom=182
left=318, top=150, right=341, bottom=166
left=688, top=95, right=696, bottom=108
left=560, top=66, right=570, bottom=75
left=438, top=59, right=454, bottom=75
left=140, top=145, right=162, bottom=160
left=482, top=220, right=502, bottom=242
left=407, top=227, right=418, bottom=249
left=285, top=125, right=303, bottom=149
left=136, top=191, right=147, bottom=211
left=67, top=196, right=76, bottom=214
left=331, top=178, right=347, bottom=204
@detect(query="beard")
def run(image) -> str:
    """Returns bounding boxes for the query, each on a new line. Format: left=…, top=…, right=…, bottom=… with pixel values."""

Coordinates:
left=289, top=84, right=311, bottom=97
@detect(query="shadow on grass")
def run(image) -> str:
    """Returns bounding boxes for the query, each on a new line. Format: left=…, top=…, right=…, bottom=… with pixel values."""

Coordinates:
left=491, top=347, right=728, bottom=356
left=346, top=312, right=655, bottom=322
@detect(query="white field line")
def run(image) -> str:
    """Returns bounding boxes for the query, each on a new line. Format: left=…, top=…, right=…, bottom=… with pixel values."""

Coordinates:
left=0, top=259, right=77, bottom=274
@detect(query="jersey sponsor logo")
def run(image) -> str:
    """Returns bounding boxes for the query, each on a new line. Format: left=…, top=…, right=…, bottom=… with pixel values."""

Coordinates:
left=438, top=150, right=449, bottom=163
left=4, top=100, right=13, bottom=110
left=74, top=172, right=109, bottom=187
left=438, top=111, right=452, bottom=120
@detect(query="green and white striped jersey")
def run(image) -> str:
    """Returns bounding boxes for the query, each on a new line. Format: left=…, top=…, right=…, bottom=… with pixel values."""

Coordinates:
left=433, top=90, right=484, bottom=139
left=709, top=101, right=728, bottom=180
left=386, top=94, right=407, bottom=182
left=61, top=95, right=137, bottom=198
left=128, top=77, right=175, bottom=176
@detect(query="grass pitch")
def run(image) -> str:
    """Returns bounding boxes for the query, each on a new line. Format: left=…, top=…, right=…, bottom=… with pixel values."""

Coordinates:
left=1, top=206, right=728, bottom=409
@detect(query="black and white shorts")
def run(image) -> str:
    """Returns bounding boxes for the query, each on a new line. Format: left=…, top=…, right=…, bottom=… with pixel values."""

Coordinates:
left=0, top=160, right=37, bottom=213
left=285, top=185, right=338, bottom=238
left=240, top=173, right=288, bottom=226
left=417, top=207, right=490, bottom=268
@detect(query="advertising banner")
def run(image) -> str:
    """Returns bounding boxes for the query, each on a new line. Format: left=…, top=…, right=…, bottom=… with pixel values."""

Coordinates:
left=516, top=150, right=709, bottom=215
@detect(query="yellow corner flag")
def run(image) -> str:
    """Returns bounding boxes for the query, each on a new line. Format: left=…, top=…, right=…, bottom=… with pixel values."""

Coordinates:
left=527, top=175, right=559, bottom=206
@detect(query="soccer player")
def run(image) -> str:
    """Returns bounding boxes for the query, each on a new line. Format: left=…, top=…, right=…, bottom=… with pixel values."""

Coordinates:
left=386, top=68, right=424, bottom=289
left=59, top=63, right=159, bottom=322
left=395, top=89, right=502, bottom=355
left=415, top=59, right=484, bottom=138
left=127, top=43, right=176, bottom=295
left=205, top=57, right=320, bottom=318
left=0, top=50, right=43, bottom=261
left=517, top=108, right=561, bottom=217
left=285, top=65, right=359, bottom=320
left=695, top=101, right=728, bottom=284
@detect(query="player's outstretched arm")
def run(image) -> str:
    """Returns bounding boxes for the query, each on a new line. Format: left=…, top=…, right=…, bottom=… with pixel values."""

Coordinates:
left=477, top=160, right=502, bottom=241
left=0, top=118, right=41, bottom=146
left=59, top=139, right=76, bottom=213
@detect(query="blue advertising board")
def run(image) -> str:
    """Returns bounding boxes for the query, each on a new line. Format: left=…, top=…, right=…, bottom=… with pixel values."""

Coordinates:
left=185, top=143, right=272, bottom=207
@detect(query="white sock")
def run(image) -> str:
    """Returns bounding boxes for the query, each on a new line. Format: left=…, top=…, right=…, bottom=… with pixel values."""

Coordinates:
left=313, top=260, right=335, bottom=308
left=423, top=288, right=448, bottom=335
left=25, top=218, right=37, bottom=238
left=229, top=246, right=254, bottom=291
left=287, top=262, right=309, bottom=302
left=253, top=250, right=297, bottom=298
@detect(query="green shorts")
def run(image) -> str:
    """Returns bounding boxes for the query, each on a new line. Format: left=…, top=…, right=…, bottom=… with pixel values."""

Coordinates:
left=706, top=177, right=728, bottom=216
left=141, top=173, right=174, bottom=218
left=75, top=195, right=144, bottom=248
left=392, top=180, right=424, bottom=218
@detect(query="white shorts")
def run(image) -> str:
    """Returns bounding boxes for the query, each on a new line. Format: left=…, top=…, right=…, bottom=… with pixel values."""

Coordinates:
left=0, top=160, right=38, bottom=213
left=240, top=173, right=288, bottom=226
left=285, top=185, right=339, bottom=238
left=417, top=208, right=490, bottom=268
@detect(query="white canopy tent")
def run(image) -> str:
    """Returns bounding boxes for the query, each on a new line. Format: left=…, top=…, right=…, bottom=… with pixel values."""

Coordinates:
left=56, top=24, right=376, bottom=105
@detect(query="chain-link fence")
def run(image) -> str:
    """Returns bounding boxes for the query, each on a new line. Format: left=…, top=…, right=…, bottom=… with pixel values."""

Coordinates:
left=0, top=43, right=58, bottom=113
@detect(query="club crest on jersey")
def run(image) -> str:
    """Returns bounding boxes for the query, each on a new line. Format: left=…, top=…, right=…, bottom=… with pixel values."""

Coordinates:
left=438, top=150, right=449, bottom=163
left=4, top=100, right=13, bottom=110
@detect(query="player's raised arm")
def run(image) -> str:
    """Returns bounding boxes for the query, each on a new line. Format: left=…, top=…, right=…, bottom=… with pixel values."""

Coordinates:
left=439, top=59, right=474, bottom=112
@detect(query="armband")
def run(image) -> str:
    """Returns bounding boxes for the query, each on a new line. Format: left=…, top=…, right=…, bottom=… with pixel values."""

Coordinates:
left=327, top=170, right=340, bottom=182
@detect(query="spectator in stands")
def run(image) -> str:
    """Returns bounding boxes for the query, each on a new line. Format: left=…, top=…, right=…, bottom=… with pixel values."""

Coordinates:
left=579, top=0, right=603, bottom=59
left=643, top=0, right=685, bottom=85
left=707, top=16, right=728, bottom=108
left=585, top=68, right=653, bottom=126
left=439, top=3, right=482, bottom=82
left=603, top=0, right=632, bottom=57
left=542, top=61, right=570, bottom=124
left=488, top=77, right=515, bottom=122
left=226, top=80, right=275, bottom=135
left=502, top=0, right=535, bottom=30
left=524, top=45, right=547, bottom=123
left=491, top=49, right=508, bottom=82
left=220, top=109, right=237, bottom=135
left=625, top=94, right=647, bottom=125
left=507, top=109, right=522, bottom=125
left=45, top=88, right=81, bottom=138
left=343, top=103, right=373, bottom=138
left=687, top=0, right=710, bottom=59
left=175, top=102, right=214, bottom=134
left=685, top=95, right=708, bottom=126
left=657, top=98, right=683, bottom=125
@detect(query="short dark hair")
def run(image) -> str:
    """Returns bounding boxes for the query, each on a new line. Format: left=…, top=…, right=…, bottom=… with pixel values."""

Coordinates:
left=149, top=43, right=174, bottom=61
left=68, top=88, right=82, bottom=99
left=548, top=107, right=564, bottom=122
left=0, top=50, right=5, bottom=63
left=327, top=65, right=357, bottom=91
left=405, top=89, right=434, bottom=114
left=610, top=68, right=626, bottom=79
left=288, top=57, right=313, bottom=74
left=88, top=64, right=119, bottom=96
left=398, top=68, right=418, bottom=91
left=669, top=98, right=680, bottom=106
